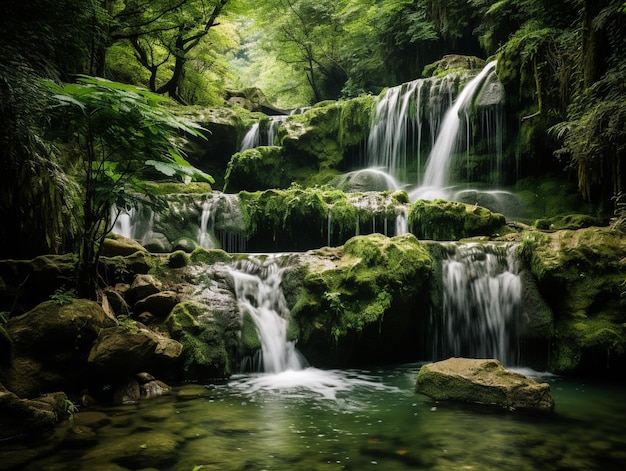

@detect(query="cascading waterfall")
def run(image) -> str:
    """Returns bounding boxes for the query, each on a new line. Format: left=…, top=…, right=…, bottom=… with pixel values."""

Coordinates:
left=367, top=74, right=458, bottom=181
left=228, top=256, right=308, bottom=373
left=417, top=61, right=498, bottom=199
left=239, top=122, right=261, bottom=151
left=432, top=242, right=521, bottom=366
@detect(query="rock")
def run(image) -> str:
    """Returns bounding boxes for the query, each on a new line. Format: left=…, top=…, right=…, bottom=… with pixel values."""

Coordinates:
left=134, top=291, right=179, bottom=318
left=140, top=380, right=171, bottom=400
left=113, top=378, right=141, bottom=404
left=101, top=234, right=147, bottom=257
left=0, top=384, right=68, bottom=439
left=88, top=325, right=183, bottom=379
left=126, top=274, right=163, bottom=305
left=103, top=287, right=131, bottom=318
left=82, top=431, right=181, bottom=468
left=63, top=425, right=98, bottom=447
left=415, top=358, right=554, bottom=412
left=422, top=54, right=486, bottom=77
left=2, top=300, right=117, bottom=396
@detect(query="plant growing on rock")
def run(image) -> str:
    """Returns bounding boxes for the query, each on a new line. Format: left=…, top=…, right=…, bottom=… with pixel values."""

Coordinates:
left=44, top=76, right=213, bottom=298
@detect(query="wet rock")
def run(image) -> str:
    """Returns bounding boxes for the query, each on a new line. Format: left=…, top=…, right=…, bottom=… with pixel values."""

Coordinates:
left=134, top=291, right=179, bottom=318
left=101, top=234, right=147, bottom=257
left=63, top=425, right=98, bottom=447
left=126, top=275, right=163, bottom=305
left=415, top=358, right=554, bottom=411
left=82, top=431, right=181, bottom=468
left=0, top=385, right=68, bottom=439
left=3, top=300, right=117, bottom=396
left=88, top=325, right=182, bottom=379
left=113, top=378, right=141, bottom=404
left=103, top=287, right=131, bottom=318
left=72, top=411, right=112, bottom=429
left=140, top=380, right=172, bottom=400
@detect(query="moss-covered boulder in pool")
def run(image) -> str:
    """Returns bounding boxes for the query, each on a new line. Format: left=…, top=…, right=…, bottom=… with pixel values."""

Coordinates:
left=415, top=358, right=554, bottom=411
left=409, top=200, right=506, bottom=240
left=288, top=233, right=434, bottom=366
left=520, top=227, right=626, bottom=374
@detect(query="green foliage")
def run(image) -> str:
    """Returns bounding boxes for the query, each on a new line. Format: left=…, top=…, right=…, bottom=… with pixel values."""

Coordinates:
left=117, top=315, right=140, bottom=333
left=44, top=76, right=212, bottom=296
left=64, top=399, right=79, bottom=419
left=107, top=0, right=238, bottom=104
left=50, top=288, right=77, bottom=306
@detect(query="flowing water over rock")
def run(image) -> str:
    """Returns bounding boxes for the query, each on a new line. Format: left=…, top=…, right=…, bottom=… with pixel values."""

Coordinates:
left=432, top=242, right=522, bottom=366
left=228, top=256, right=307, bottom=373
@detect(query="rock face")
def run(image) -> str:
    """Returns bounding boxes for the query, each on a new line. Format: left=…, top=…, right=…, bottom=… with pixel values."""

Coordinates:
left=415, top=358, right=554, bottom=412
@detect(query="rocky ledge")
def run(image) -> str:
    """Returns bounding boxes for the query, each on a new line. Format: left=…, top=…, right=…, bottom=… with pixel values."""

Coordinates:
left=415, top=358, right=554, bottom=412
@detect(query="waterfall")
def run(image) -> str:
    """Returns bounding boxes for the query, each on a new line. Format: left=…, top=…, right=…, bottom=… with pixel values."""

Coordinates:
left=367, top=74, right=459, bottom=182
left=228, top=257, right=308, bottom=373
left=240, top=122, right=261, bottom=151
left=432, top=242, right=521, bottom=366
left=418, top=61, right=498, bottom=198
left=267, top=116, right=287, bottom=146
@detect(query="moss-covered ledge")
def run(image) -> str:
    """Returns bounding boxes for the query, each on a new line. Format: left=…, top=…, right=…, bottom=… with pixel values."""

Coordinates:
left=520, top=227, right=626, bottom=374
left=287, top=233, right=434, bottom=366
left=409, top=199, right=507, bottom=240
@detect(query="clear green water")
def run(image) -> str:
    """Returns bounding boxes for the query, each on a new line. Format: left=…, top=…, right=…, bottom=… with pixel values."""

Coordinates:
left=2, top=364, right=625, bottom=471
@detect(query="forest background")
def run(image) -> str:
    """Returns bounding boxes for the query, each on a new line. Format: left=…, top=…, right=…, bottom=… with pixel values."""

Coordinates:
left=1, top=0, right=625, bottom=262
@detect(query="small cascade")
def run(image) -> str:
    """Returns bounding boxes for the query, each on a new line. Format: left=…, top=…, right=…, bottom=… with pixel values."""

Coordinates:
left=228, top=256, right=308, bottom=373
left=240, top=122, right=261, bottom=151
left=418, top=61, right=498, bottom=198
left=432, top=242, right=521, bottom=366
left=395, top=206, right=409, bottom=235
left=267, top=116, right=287, bottom=146
left=198, top=201, right=216, bottom=249
left=367, top=74, right=459, bottom=182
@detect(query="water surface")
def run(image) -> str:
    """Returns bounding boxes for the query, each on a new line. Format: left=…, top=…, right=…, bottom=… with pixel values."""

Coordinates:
left=2, top=364, right=625, bottom=471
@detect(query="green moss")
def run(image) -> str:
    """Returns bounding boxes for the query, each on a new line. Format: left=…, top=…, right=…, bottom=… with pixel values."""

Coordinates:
left=189, top=247, right=233, bottom=265
left=168, top=250, right=189, bottom=268
left=164, top=301, right=230, bottom=378
left=241, top=312, right=261, bottom=350
left=521, top=227, right=626, bottom=373
left=223, top=146, right=289, bottom=192
left=142, top=181, right=213, bottom=195
left=293, top=233, right=433, bottom=343
left=408, top=200, right=505, bottom=240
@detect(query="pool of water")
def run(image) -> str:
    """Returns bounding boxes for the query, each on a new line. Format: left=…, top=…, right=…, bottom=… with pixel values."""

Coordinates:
left=1, top=363, right=625, bottom=471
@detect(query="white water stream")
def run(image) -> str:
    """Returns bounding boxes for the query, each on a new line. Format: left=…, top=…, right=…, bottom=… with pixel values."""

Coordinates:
left=416, top=61, right=498, bottom=199
left=433, top=242, right=521, bottom=366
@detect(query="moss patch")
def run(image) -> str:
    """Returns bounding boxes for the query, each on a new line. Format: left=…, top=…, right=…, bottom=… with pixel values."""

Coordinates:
left=521, top=227, right=626, bottom=374
left=408, top=200, right=506, bottom=240
left=292, top=233, right=433, bottom=347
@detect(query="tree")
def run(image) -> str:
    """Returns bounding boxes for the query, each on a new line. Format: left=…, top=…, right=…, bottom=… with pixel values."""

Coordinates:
left=107, top=0, right=233, bottom=104
left=44, top=76, right=213, bottom=297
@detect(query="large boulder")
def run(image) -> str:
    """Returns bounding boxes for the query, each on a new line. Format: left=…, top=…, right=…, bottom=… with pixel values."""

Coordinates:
left=0, top=384, right=68, bottom=440
left=521, top=227, right=626, bottom=374
left=288, top=233, right=434, bottom=366
left=88, top=325, right=183, bottom=380
left=1, top=299, right=117, bottom=396
left=415, top=358, right=554, bottom=412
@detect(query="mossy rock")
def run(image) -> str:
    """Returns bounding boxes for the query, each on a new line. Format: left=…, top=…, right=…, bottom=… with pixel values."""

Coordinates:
left=223, top=146, right=291, bottom=192
left=189, top=247, right=233, bottom=265
left=278, top=97, right=375, bottom=183
left=168, top=250, right=189, bottom=269
left=521, top=227, right=626, bottom=374
left=163, top=302, right=230, bottom=378
left=291, top=233, right=434, bottom=365
left=408, top=200, right=506, bottom=240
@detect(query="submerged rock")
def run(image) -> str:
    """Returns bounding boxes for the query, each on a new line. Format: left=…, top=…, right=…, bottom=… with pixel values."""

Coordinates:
left=415, top=358, right=554, bottom=411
